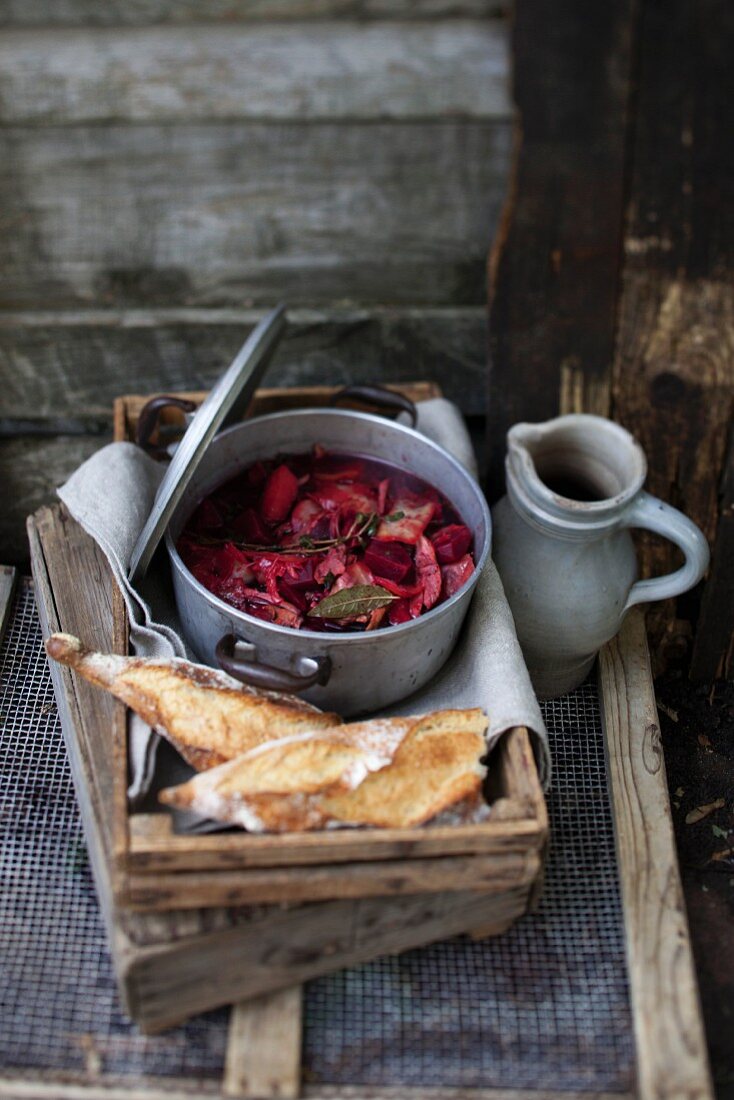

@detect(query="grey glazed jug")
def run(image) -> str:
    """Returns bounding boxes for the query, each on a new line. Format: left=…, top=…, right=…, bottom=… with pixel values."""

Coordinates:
left=491, top=414, right=710, bottom=697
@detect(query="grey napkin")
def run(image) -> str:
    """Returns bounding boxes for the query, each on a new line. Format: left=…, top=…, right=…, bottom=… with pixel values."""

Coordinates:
left=58, top=397, right=550, bottom=799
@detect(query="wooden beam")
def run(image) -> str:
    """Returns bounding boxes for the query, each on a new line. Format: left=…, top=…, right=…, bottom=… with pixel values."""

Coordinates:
left=0, top=122, right=510, bottom=310
left=611, top=0, right=734, bottom=673
left=224, top=987, right=303, bottom=1099
left=691, top=433, right=734, bottom=679
left=0, top=22, right=511, bottom=125
left=0, top=564, right=17, bottom=647
left=485, top=1, right=636, bottom=497
left=0, top=1, right=510, bottom=27
left=598, top=610, right=713, bottom=1100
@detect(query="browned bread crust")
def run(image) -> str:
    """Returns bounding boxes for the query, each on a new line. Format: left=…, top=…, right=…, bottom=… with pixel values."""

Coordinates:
left=159, top=708, right=489, bottom=831
left=45, top=632, right=340, bottom=770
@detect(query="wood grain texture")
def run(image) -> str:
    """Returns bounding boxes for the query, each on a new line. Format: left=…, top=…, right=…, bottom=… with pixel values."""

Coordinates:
left=0, top=563, right=17, bottom=647
left=126, top=851, right=540, bottom=911
left=0, top=122, right=511, bottom=309
left=0, top=22, right=511, bottom=124
left=611, top=0, right=734, bottom=675
left=128, top=811, right=542, bottom=873
left=691, top=432, right=734, bottom=680
left=0, top=308, right=490, bottom=420
left=1, top=435, right=106, bottom=564
left=598, top=610, right=714, bottom=1100
left=0, top=0, right=509, bottom=27
left=124, top=885, right=530, bottom=1029
left=485, top=1, right=636, bottom=496
left=224, top=987, right=302, bottom=1099
left=0, top=1084, right=634, bottom=1100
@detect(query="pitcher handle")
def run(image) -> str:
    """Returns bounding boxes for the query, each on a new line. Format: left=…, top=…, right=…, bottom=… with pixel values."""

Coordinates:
left=621, top=491, right=710, bottom=612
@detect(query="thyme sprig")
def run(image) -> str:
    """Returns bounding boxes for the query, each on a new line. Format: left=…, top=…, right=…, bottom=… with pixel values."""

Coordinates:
left=191, top=511, right=382, bottom=557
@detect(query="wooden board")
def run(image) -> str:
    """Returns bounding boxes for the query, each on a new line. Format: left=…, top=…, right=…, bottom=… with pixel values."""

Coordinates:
left=224, top=987, right=302, bottom=1099
left=0, top=1, right=510, bottom=27
left=0, top=121, right=511, bottom=310
left=485, top=0, right=636, bottom=494
left=611, top=0, right=734, bottom=675
left=0, top=308, right=490, bottom=422
left=599, top=611, right=714, bottom=1100
left=0, top=22, right=511, bottom=124
left=0, top=564, right=17, bottom=646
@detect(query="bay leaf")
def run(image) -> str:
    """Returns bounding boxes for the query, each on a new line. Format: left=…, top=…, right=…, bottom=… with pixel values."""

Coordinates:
left=308, top=584, right=396, bottom=620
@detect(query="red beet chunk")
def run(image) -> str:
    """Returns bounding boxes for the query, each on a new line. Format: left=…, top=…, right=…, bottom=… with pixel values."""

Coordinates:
left=230, top=507, right=272, bottom=544
left=431, top=524, right=472, bottom=565
left=441, top=554, right=475, bottom=598
left=388, top=598, right=412, bottom=626
left=261, top=465, right=299, bottom=524
left=364, top=539, right=413, bottom=583
left=313, top=454, right=363, bottom=481
left=415, top=535, right=441, bottom=610
left=190, top=497, right=224, bottom=533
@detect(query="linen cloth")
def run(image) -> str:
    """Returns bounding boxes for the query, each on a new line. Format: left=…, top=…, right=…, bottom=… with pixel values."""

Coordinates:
left=58, top=397, right=550, bottom=802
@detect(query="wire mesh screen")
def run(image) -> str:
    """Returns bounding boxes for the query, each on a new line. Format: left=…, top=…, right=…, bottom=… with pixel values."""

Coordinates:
left=1, top=578, right=636, bottom=1094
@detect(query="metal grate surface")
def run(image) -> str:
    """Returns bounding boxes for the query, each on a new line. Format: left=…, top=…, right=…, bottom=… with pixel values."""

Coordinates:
left=1, top=579, right=635, bottom=1093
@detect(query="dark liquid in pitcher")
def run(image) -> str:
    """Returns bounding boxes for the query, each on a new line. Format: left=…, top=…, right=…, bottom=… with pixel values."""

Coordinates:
left=539, top=474, right=608, bottom=502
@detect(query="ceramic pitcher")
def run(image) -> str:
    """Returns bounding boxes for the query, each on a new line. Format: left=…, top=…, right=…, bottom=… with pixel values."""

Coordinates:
left=491, top=414, right=710, bottom=697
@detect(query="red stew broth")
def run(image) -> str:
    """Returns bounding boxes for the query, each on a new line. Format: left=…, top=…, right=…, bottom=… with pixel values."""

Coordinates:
left=177, top=448, right=476, bottom=633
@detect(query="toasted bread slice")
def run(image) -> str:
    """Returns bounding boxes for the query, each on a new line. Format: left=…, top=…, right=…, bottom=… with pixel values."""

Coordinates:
left=159, top=708, right=488, bottom=831
left=319, top=709, right=488, bottom=828
left=159, top=716, right=415, bottom=830
left=45, top=632, right=340, bottom=770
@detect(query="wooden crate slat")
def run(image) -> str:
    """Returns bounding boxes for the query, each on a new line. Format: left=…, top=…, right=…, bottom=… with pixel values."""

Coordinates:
left=598, top=611, right=714, bottom=1100
left=224, top=987, right=302, bottom=1099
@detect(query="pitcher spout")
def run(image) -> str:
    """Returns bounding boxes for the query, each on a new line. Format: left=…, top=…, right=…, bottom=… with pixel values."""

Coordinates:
left=505, top=414, right=647, bottom=536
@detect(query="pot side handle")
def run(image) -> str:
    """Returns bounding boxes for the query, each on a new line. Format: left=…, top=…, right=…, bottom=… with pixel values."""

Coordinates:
left=330, top=385, right=418, bottom=428
left=215, top=634, right=332, bottom=694
left=621, top=491, right=710, bottom=612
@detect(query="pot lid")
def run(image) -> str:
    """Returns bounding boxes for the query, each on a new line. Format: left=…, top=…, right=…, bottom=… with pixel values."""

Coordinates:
left=128, top=303, right=287, bottom=585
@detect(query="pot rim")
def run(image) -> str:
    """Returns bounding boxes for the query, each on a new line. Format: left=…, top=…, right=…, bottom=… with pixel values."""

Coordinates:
left=164, top=407, right=491, bottom=645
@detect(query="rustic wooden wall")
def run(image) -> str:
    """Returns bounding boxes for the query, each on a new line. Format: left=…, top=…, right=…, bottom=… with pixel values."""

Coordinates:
left=0, top=0, right=512, bottom=563
left=488, top=0, right=734, bottom=679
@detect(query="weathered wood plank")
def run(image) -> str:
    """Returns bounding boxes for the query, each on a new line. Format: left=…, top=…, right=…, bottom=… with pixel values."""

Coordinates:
left=0, top=22, right=511, bottom=124
left=691, top=432, right=734, bottom=680
left=599, top=610, right=714, bottom=1100
left=224, top=987, right=302, bottom=1099
left=126, top=851, right=540, bottom=911
left=0, top=1084, right=634, bottom=1100
left=0, top=0, right=509, bottom=28
left=485, top=2, right=636, bottom=495
left=0, top=308, right=489, bottom=419
left=0, top=121, right=511, bottom=308
left=0, top=563, right=17, bottom=647
left=611, top=0, right=734, bottom=674
left=1, top=435, right=105, bottom=564
left=124, top=885, right=529, bottom=1029
left=128, top=809, right=542, bottom=873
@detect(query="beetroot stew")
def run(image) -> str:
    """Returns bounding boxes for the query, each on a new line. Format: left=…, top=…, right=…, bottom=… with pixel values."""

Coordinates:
left=177, top=447, right=476, bottom=632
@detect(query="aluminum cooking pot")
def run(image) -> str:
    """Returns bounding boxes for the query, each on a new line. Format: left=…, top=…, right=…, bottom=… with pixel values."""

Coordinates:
left=164, top=408, right=491, bottom=716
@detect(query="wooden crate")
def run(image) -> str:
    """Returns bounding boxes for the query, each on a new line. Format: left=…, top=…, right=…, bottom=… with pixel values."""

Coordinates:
left=25, top=381, right=546, bottom=1030
left=106, top=383, right=547, bottom=913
